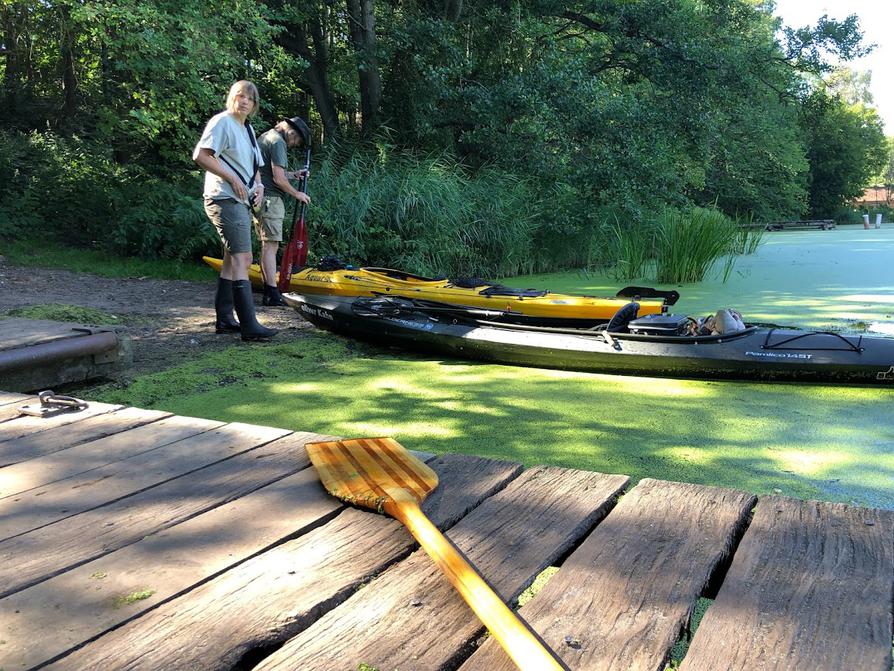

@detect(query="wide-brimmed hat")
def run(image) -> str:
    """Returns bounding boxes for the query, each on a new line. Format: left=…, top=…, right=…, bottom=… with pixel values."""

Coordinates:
left=284, top=117, right=311, bottom=145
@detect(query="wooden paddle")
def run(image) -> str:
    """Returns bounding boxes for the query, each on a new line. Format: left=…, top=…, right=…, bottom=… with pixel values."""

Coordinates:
left=306, top=437, right=566, bottom=671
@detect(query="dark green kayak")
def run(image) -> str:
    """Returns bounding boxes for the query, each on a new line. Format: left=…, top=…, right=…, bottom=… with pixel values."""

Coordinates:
left=284, top=293, right=894, bottom=385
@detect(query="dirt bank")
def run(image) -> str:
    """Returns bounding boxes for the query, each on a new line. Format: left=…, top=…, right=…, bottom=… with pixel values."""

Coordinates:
left=0, top=256, right=312, bottom=383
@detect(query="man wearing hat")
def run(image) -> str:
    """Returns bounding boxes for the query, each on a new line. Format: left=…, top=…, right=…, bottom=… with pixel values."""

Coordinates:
left=253, top=116, right=312, bottom=306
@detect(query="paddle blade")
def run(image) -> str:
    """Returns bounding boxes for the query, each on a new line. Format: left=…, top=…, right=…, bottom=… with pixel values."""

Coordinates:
left=306, top=437, right=438, bottom=513
left=295, top=216, right=308, bottom=267
left=278, top=240, right=297, bottom=292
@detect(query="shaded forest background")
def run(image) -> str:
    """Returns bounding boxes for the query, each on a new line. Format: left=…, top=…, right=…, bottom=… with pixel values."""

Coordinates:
left=1, top=0, right=890, bottom=277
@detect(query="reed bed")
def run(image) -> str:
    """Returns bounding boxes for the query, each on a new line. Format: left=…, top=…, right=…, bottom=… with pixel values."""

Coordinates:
left=309, top=144, right=539, bottom=278
left=611, top=206, right=750, bottom=283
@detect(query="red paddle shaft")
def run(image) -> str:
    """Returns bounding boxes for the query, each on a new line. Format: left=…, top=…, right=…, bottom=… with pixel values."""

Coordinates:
left=278, top=147, right=312, bottom=292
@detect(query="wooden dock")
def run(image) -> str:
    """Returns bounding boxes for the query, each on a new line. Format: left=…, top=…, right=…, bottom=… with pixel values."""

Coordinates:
left=1, top=391, right=892, bottom=671
left=764, top=219, right=836, bottom=231
left=0, top=318, right=131, bottom=392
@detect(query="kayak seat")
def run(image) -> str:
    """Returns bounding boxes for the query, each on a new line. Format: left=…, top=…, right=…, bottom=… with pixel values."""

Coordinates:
left=477, top=285, right=549, bottom=298
left=451, top=277, right=490, bottom=289
left=606, top=301, right=640, bottom=332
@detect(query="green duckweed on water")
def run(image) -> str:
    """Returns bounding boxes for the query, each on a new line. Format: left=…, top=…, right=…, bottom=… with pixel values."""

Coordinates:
left=92, top=226, right=894, bottom=509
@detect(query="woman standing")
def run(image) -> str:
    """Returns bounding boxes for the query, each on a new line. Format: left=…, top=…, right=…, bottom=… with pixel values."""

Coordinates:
left=193, top=80, right=277, bottom=341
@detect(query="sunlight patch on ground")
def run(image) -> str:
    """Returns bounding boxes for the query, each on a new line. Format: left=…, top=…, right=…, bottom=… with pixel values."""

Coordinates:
left=271, top=382, right=324, bottom=394
left=841, top=294, right=894, bottom=305
left=339, top=421, right=459, bottom=439
left=0, top=471, right=34, bottom=498
left=593, top=375, right=711, bottom=398
left=773, top=449, right=851, bottom=476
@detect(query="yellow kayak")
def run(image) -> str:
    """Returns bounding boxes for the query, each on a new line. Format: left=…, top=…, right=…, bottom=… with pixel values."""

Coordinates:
left=202, top=256, right=675, bottom=325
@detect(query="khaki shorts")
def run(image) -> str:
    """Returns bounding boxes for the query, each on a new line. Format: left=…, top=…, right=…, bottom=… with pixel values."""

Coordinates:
left=253, top=195, right=286, bottom=243
left=204, top=197, right=252, bottom=254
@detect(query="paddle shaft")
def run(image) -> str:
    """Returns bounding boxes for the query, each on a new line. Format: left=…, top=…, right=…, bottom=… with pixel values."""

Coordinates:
left=278, top=147, right=312, bottom=292
left=384, top=489, right=567, bottom=671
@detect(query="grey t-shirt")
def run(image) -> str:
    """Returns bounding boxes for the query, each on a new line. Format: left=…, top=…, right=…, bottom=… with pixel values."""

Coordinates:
left=193, top=111, right=264, bottom=202
left=257, top=128, right=289, bottom=199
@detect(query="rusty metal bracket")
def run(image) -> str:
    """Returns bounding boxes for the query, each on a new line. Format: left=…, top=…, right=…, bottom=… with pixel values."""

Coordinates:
left=18, top=390, right=89, bottom=418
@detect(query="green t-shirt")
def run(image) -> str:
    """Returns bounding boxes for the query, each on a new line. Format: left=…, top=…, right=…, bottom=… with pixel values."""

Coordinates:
left=257, top=128, right=289, bottom=199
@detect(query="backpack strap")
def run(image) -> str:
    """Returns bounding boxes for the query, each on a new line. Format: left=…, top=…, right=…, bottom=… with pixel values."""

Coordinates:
left=218, top=121, right=260, bottom=190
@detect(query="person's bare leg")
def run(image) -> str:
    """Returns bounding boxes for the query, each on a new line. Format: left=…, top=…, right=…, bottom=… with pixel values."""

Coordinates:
left=260, top=241, right=279, bottom=287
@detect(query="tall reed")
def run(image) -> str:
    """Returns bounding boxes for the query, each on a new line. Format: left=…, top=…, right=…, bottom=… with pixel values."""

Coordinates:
left=308, top=143, right=539, bottom=277
left=731, top=212, right=764, bottom=255
left=652, top=206, right=740, bottom=283
left=608, top=212, right=653, bottom=280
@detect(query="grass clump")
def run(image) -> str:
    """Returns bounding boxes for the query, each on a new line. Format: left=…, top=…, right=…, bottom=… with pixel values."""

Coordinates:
left=2, top=303, right=132, bottom=325
left=517, top=566, right=560, bottom=608
left=310, top=144, right=540, bottom=278
left=610, top=206, right=750, bottom=283
left=665, top=597, right=712, bottom=669
left=653, top=207, right=739, bottom=283
left=112, top=588, right=155, bottom=608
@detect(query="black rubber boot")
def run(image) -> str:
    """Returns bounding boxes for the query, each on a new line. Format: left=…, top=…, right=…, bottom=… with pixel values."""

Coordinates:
left=214, top=278, right=241, bottom=333
left=262, top=284, right=287, bottom=307
left=233, top=280, right=278, bottom=341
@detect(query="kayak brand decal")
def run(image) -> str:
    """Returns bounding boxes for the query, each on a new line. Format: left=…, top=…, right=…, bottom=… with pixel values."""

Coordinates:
left=304, top=273, right=334, bottom=283
left=300, top=305, right=335, bottom=321
left=877, top=365, right=894, bottom=381
left=393, top=318, right=434, bottom=331
left=745, top=351, right=812, bottom=360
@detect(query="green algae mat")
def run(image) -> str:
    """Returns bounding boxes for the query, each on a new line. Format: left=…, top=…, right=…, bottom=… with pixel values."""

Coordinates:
left=513, top=226, right=894, bottom=332
left=95, top=226, right=894, bottom=510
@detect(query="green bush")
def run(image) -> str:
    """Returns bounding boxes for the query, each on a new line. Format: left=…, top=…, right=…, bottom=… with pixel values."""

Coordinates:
left=653, top=206, right=739, bottom=283
left=0, top=129, right=217, bottom=261
left=608, top=205, right=741, bottom=283
left=109, top=176, right=217, bottom=259
left=309, top=143, right=542, bottom=277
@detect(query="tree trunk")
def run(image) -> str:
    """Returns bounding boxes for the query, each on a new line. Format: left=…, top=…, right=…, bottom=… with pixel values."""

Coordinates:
left=444, top=0, right=462, bottom=21
left=2, top=2, right=19, bottom=116
left=308, top=15, right=340, bottom=140
left=60, top=7, right=77, bottom=122
left=275, top=9, right=340, bottom=142
left=346, top=0, right=381, bottom=137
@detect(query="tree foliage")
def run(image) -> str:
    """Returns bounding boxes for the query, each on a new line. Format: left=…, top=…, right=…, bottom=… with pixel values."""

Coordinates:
left=0, top=0, right=888, bottom=271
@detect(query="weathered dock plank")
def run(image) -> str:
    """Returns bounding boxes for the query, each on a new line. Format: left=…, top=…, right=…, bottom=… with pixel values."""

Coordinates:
left=255, top=467, right=630, bottom=671
left=0, top=421, right=289, bottom=540
left=0, top=431, right=325, bottom=597
left=0, top=464, right=342, bottom=669
left=0, top=392, right=29, bottom=406
left=679, top=497, right=894, bottom=671
left=0, top=401, right=122, bottom=446
left=0, top=412, right=218, bottom=498
left=460, top=478, right=756, bottom=671
left=46, top=454, right=522, bottom=671
left=0, top=406, right=172, bottom=475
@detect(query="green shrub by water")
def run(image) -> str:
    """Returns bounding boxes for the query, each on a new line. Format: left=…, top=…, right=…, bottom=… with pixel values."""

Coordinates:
left=1, top=128, right=754, bottom=281
left=0, top=129, right=216, bottom=261
left=308, top=142, right=543, bottom=277
left=610, top=206, right=744, bottom=283
left=653, top=206, right=740, bottom=283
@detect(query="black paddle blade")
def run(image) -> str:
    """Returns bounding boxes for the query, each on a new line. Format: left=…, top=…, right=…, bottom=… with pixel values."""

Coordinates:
left=616, top=286, right=680, bottom=306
